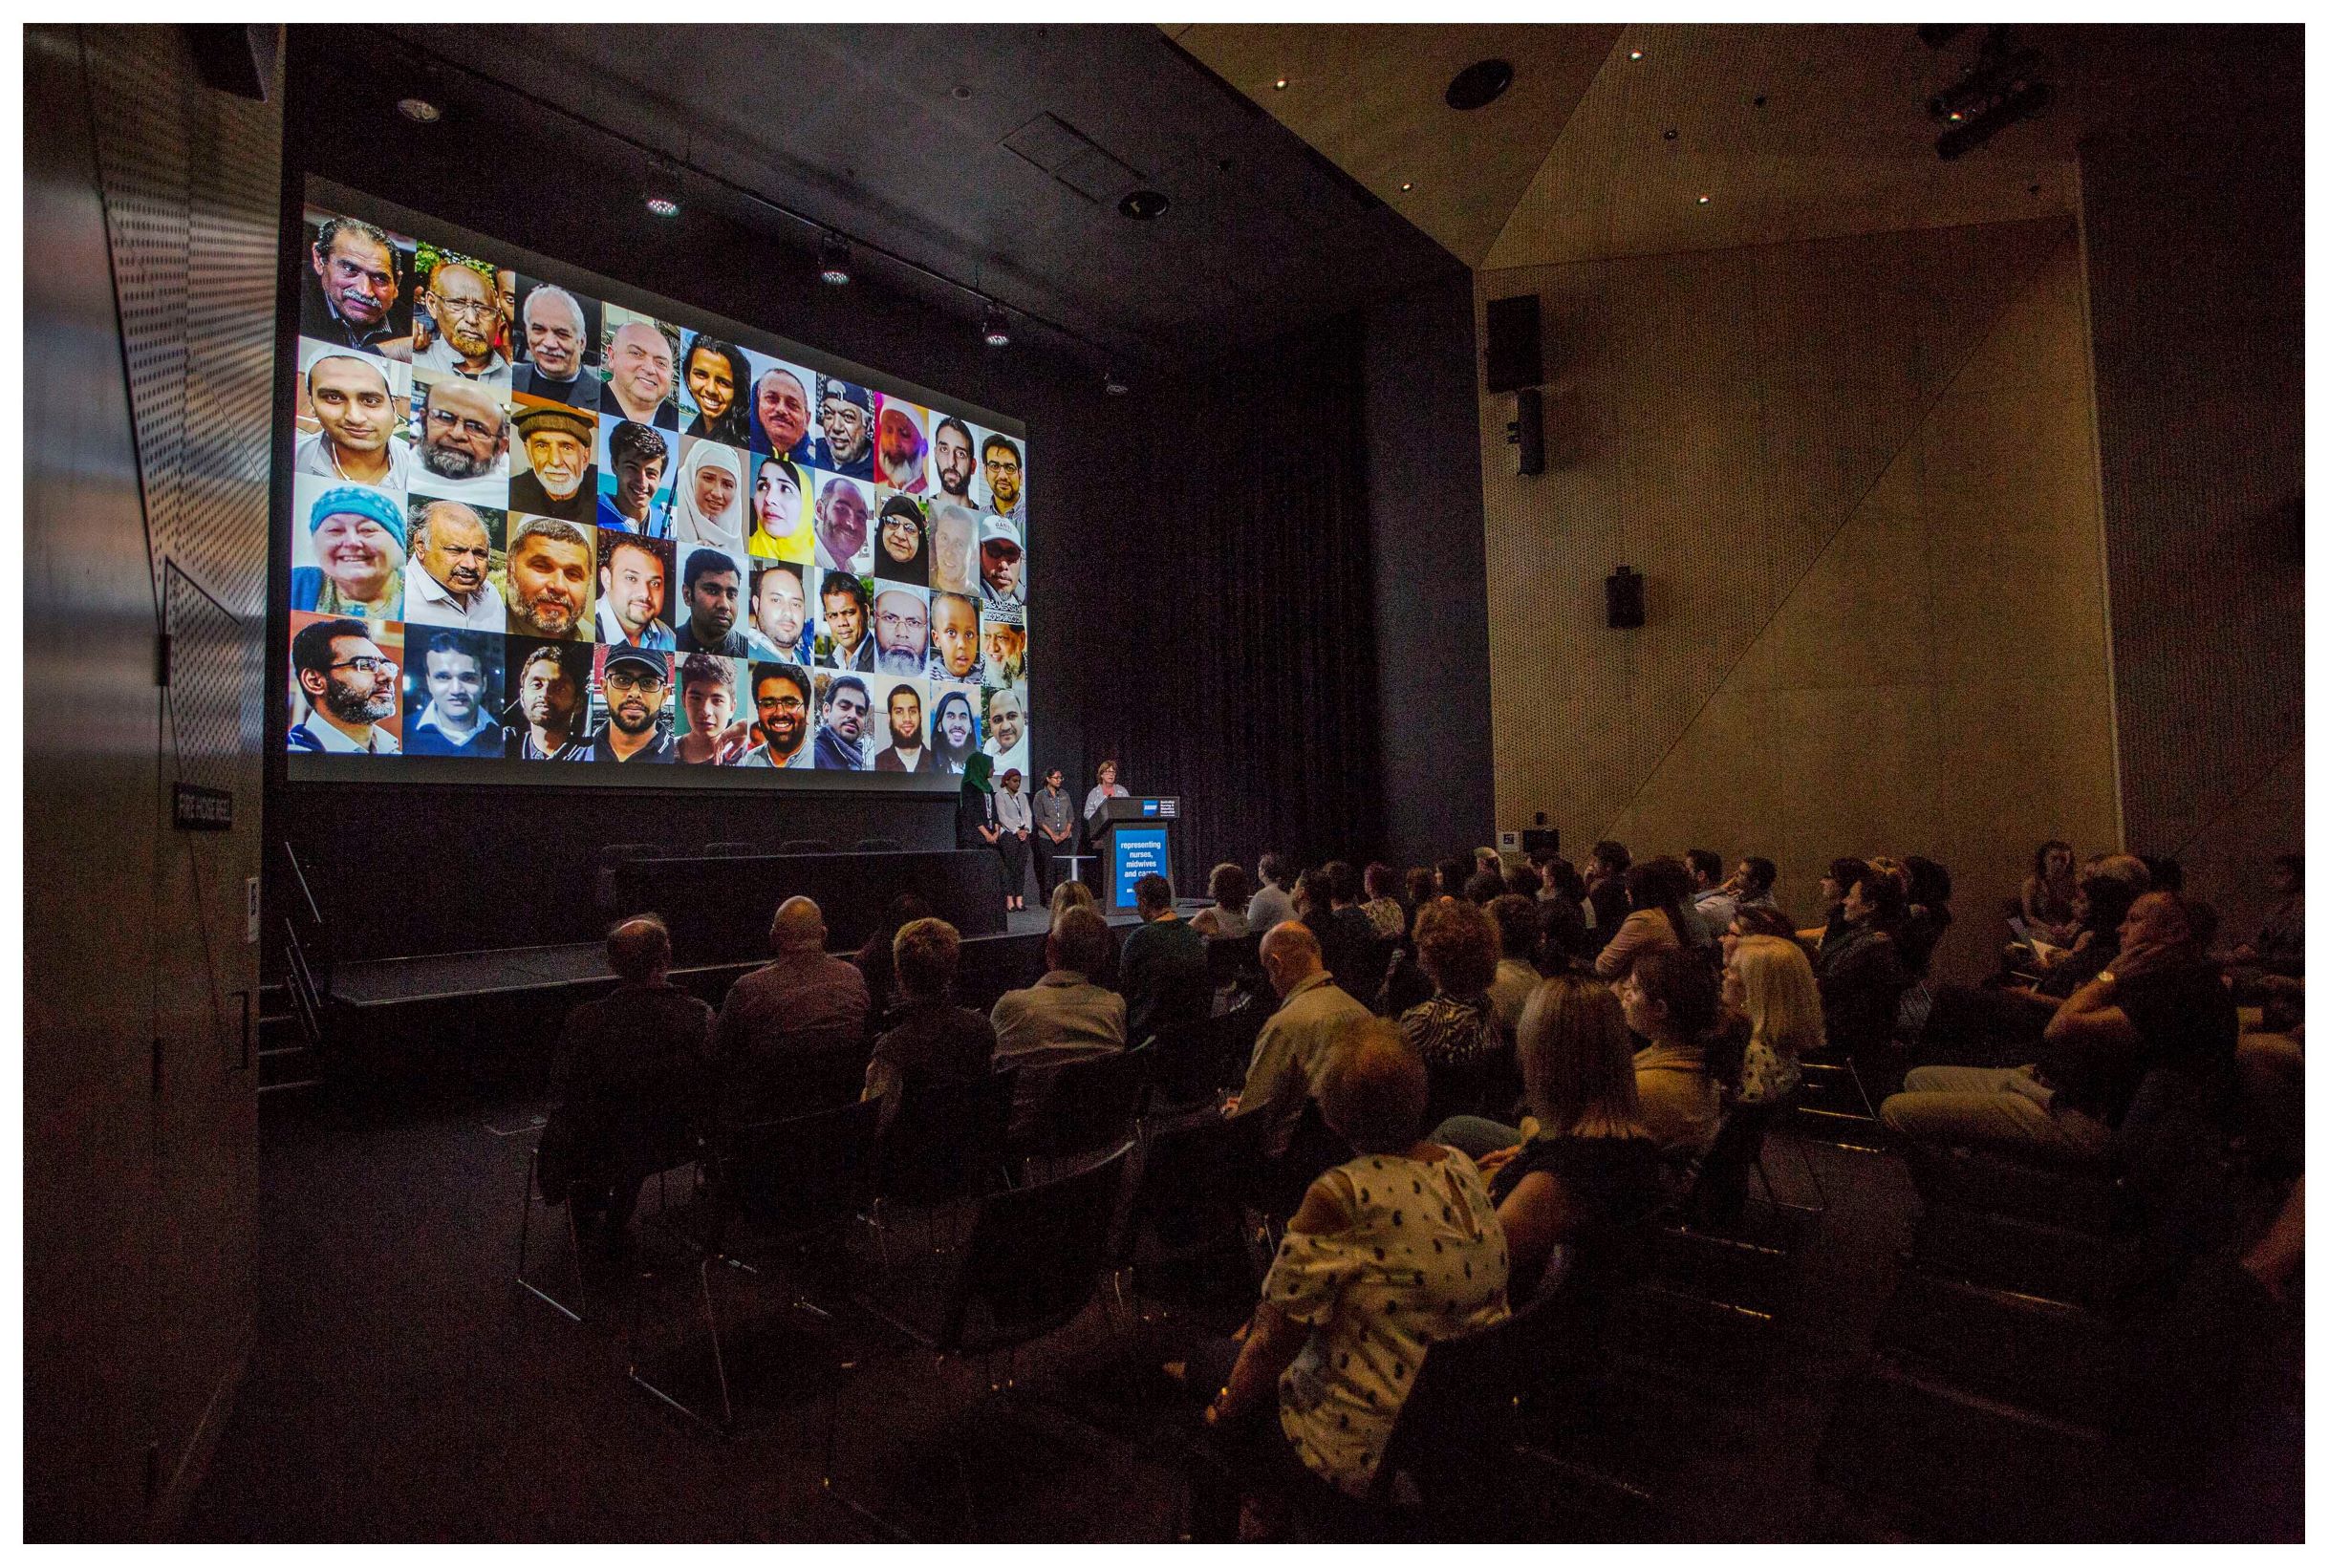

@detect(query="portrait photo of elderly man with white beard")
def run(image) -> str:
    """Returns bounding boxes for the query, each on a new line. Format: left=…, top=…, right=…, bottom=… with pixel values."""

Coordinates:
left=507, top=402, right=596, bottom=523
left=408, top=374, right=510, bottom=506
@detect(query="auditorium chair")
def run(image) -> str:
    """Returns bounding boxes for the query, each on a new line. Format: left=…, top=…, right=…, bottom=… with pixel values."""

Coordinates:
left=841, top=1146, right=1132, bottom=1536
left=1011, top=1047, right=1152, bottom=1183
left=864, top=1067, right=1017, bottom=1266
left=1105, top=1107, right=1269, bottom=1327
left=781, top=838, right=832, bottom=854
left=852, top=836, right=903, bottom=852
left=624, top=1096, right=881, bottom=1437
left=593, top=843, right=672, bottom=920
left=701, top=841, right=760, bottom=857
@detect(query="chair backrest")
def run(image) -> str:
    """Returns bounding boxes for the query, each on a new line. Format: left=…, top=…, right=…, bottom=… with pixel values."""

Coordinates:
left=780, top=838, right=833, bottom=854
left=1348, top=934, right=1400, bottom=1000
left=701, top=841, right=760, bottom=857
left=597, top=842, right=669, bottom=870
left=1681, top=1101, right=1780, bottom=1227
left=720, top=1028, right=870, bottom=1126
left=1206, top=932, right=1263, bottom=986
left=1380, top=1294, right=1545, bottom=1503
left=943, top=1143, right=1132, bottom=1352
left=1114, top=1106, right=1268, bottom=1267
left=1022, top=1047, right=1151, bottom=1160
left=853, top=836, right=904, bottom=852
left=1255, top=1097, right=1352, bottom=1222
left=1142, top=1023, right=1224, bottom=1109
left=877, top=1066, right=1018, bottom=1207
left=720, top=1096, right=883, bottom=1252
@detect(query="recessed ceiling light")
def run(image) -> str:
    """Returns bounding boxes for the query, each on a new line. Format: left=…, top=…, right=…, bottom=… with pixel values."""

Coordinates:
left=950, top=84, right=972, bottom=100
left=1444, top=58, right=1514, bottom=112
left=644, top=195, right=680, bottom=219
left=1273, top=76, right=1288, bottom=90
left=1628, top=49, right=1644, bottom=61
left=819, top=232, right=852, bottom=286
left=397, top=97, right=441, bottom=124
left=1399, top=181, right=1414, bottom=192
left=1696, top=193, right=1712, bottom=204
left=981, top=301, right=1011, bottom=348
left=1118, top=188, right=1170, bottom=220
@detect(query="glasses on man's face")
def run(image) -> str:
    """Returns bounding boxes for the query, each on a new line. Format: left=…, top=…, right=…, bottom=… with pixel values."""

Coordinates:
left=432, top=293, right=497, bottom=321
left=875, top=612, right=927, bottom=635
left=760, top=696, right=807, bottom=714
left=426, top=408, right=499, bottom=441
left=330, top=656, right=398, bottom=676
left=605, top=671, right=667, bottom=695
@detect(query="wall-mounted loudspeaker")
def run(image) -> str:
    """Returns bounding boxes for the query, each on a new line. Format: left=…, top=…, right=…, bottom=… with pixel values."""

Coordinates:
left=1514, top=387, right=1544, bottom=475
left=1606, top=566, right=1645, bottom=629
left=1483, top=293, right=1542, bottom=394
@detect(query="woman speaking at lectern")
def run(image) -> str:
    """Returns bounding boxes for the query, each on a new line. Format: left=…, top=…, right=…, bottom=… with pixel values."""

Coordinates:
left=1083, top=758, right=1128, bottom=846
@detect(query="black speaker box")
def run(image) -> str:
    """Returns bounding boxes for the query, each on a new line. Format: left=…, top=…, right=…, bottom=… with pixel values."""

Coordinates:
left=1484, top=293, right=1542, bottom=394
left=1607, top=567, right=1645, bottom=629
left=1520, top=827, right=1561, bottom=857
left=1515, top=387, right=1544, bottom=475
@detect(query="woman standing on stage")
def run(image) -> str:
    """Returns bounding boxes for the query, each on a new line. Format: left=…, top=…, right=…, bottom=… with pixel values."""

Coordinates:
left=1083, top=757, right=1128, bottom=846
left=995, top=766, right=1034, bottom=913
left=959, top=753, right=1003, bottom=913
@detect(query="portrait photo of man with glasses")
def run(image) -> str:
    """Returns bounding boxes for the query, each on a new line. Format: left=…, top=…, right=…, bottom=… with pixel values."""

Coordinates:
left=581, top=647, right=678, bottom=764
left=286, top=615, right=403, bottom=756
left=397, top=254, right=511, bottom=391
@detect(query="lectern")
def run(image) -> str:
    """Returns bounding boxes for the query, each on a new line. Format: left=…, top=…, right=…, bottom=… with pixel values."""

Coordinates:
left=1089, top=795, right=1180, bottom=912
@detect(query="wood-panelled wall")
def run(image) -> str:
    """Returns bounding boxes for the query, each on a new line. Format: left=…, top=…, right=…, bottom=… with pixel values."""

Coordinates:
left=1477, top=217, right=2119, bottom=981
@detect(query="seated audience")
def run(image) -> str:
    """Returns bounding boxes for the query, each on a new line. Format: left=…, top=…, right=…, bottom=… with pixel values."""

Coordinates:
left=1898, top=855, right=1954, bottom=978
left=862, top=917, right=996, bottom=1122
left=1595, top=856, right=1701, bottom=980
left=1722, top=934, right=1822, bottom=1106
left=989, top=905, right=1127, bottom=1139
left=1402, top=864, right=1437, bottom=915
left=1685, top=848, right=1735, bottom=937
left=1804, top=855, right=1871, bottom=947
left=1296, top=867, right=1377, bottom=994
left=1120, top=871, right=1209, bottom=1044
left=1616, top=948, right=1723, bottom=1162
left=1721, top=904, right=1799, bottom=963
left=853, top=891, right=934, bottom=1025
left=2021, top=839, right=2081, bottom=946
left=1435, top=854, right=1474, bottom=899
left=1537, top=856, right=1591, bottom=970
left=1190, top=861, right=1253, bottom=938
left=713, top=895, right=873, bottom=1120
left=1188, top=1020, right=1508, bottom=1537
left=1229, top=922, right=1372, bottom=1157
left=1245, top=851, right=1297, bottom=933
left=1506, top=862, right=1543, bottom=902
left=2225, top=851, right=2304, bottom=990
left=1483, top=893, right=1544, bottom=1039
left=1462, top=868, right=1507, bottom=905
left=539, top=915, right=713, bottom=1247
left=1881, top=891, right=2236, bottom=1169
left=1399, top=895, right=1504, bottom=1124
left=1437, top=973, right=1663, bottom=1303
left=1814, top=868, right=1910, bottom=1059
left=1324, top=861, right=1385, bottom=971
left=1915, top=861, right=2146, bottom=1068
left=1583, top=840, right=1632, bottom=955
left=1359, top=862, right=1408, bottom=938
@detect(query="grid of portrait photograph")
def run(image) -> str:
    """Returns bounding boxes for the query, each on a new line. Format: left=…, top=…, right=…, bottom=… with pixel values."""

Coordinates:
left=286, top=201, right=1031, bottom=777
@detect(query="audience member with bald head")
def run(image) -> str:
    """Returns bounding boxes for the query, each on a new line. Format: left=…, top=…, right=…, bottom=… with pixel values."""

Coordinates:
left=1230, top=921, right=1375, bottom=1158
left=539, top=913, right=714, bottom=1250
left=863, top=916, right=999, bottom=1123
left=710, top=894, right=872, bottom=1123
left=1883, top=887, right=2237, bottom=1170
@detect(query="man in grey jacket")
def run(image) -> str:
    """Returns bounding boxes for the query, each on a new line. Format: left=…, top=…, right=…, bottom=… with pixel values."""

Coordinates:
left=990, top=906, right=1127, bottom=1140
left=1227, top=921, right=1372, bottom=1157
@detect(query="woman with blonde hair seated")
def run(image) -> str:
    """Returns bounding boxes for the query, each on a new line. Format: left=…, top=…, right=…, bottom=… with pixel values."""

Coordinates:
left=1438, top=973, right=1665, bottom=1303
left=1721, top=934, right=1823, bottom=1106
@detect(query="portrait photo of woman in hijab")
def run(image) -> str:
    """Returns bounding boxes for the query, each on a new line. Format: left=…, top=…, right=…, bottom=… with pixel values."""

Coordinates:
left=873, top=491, right=928, bottom=587
left=663, top=436, right=748, bottom=556
left=928, top=685, right=980, bottom=775
left=746, top=452, right=813, bottom=563
left=678, top=333, right=752, bottom=447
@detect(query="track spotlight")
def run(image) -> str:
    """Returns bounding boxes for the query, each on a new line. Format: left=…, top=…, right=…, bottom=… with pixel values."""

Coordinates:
left=981, top=300, right=1011, bottom=348
left=819, top=232, right=852, bottom=286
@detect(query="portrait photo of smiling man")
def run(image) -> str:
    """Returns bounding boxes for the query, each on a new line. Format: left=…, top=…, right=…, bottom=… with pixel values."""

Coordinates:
left=597, top=305, right=679, bottom=430
left=300, top=210, right=410, bottom=352
left=507, top=402, right=597, bottom=523
left=294, top=344, right=413, bottom=490
left=508, top=278, right=599, bottom=407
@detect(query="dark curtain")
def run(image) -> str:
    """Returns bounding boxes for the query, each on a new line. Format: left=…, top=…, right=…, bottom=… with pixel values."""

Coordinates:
left=1070, top=311, right=1385, bottom=890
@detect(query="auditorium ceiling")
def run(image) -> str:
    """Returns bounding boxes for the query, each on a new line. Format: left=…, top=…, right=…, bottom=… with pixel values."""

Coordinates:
left=357, top=24, right=1466, bottom=371
left=1174, top=23, right=2084, bottom=270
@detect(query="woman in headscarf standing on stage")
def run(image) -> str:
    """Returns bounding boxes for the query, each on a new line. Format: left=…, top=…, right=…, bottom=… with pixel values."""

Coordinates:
left=959, top=752, right=1003, bottom=913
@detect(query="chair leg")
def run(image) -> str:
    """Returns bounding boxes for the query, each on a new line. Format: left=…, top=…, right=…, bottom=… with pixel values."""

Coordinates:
left=515, top=1148, right=586, bottom=1323
left=701, top=1255, right=735, bottom=1428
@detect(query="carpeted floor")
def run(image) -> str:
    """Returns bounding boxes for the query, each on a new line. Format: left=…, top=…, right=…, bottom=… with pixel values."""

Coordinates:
left=184, top=1082, right=1921, bottom=1542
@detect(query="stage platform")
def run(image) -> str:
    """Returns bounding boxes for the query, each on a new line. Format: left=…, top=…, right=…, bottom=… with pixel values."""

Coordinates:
left=325, top=901, right=1188, bottom=1011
